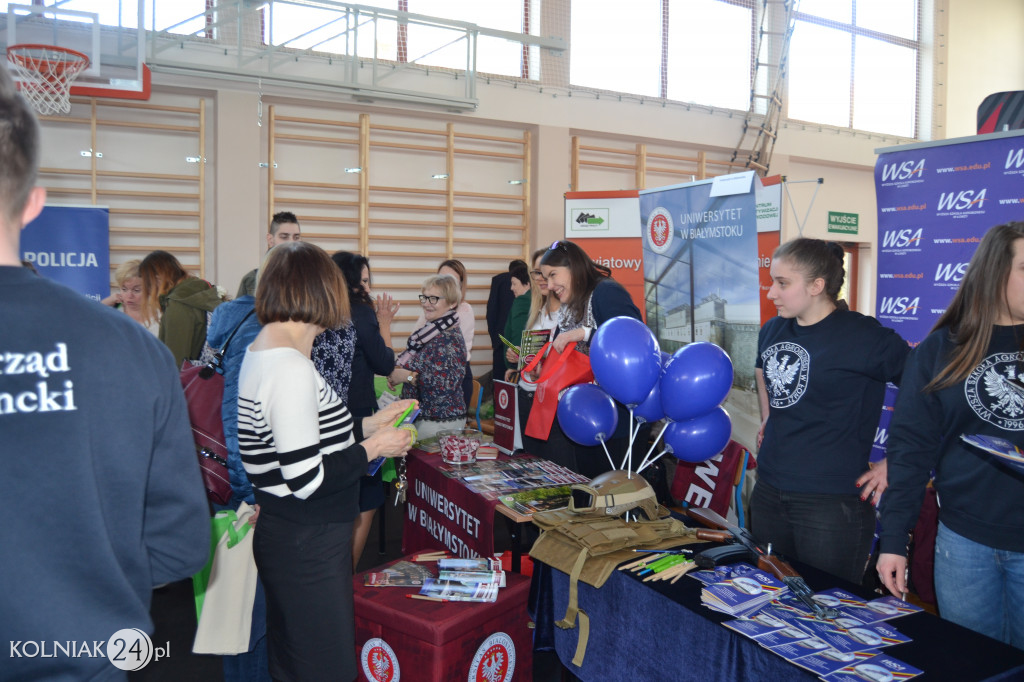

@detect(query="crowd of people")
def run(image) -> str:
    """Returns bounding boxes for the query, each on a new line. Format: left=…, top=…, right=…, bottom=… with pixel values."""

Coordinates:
left=5, top=49, right=1024, bottom=682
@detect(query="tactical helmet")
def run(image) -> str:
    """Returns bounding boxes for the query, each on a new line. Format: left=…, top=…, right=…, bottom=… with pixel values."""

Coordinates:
left=569, top=469, right=662, bottom=521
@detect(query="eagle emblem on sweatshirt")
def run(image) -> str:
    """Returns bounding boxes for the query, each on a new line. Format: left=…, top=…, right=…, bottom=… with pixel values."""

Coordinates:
left=762, top=342, right=810, bottom=408
left=966, top=352, right=1024, bottom=430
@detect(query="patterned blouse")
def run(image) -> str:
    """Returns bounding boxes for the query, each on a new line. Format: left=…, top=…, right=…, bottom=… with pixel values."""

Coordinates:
left=311, top=322, right=356, bottom=406
left=400, top=325, right=467, bottom=421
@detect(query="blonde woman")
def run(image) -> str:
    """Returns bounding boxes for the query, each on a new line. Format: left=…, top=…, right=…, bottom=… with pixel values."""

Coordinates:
left=102, top=259, right=159, bottom=335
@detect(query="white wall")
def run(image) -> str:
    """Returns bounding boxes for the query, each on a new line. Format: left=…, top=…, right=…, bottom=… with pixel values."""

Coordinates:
left=944, top=0, right=1024, bottom=138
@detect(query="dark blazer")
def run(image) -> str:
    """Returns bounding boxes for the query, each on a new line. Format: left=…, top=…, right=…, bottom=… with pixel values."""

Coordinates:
left=348, top=302, right=396, bottom=419
left=486, top=271, right=516, bottom=377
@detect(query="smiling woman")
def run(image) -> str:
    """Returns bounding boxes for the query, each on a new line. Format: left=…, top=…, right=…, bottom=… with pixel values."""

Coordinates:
left=523, top=239, right=649, bottom=480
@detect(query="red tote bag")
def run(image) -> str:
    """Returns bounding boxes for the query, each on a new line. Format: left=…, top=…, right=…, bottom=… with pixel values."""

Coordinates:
left=523, top=341, right=594, bottom=440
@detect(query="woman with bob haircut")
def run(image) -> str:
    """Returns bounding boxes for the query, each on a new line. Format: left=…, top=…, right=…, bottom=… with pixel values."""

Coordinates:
left=879, top=222, right=1024, bottom=649
left=754, top=237, right=908, bottom=586
left=139, top=249, right=222, bottom=367
left=237, top=241, right=416, bottom=681
left=529, top=239, right=646, bottom=479
left=391, top=273, right=467, bottom=440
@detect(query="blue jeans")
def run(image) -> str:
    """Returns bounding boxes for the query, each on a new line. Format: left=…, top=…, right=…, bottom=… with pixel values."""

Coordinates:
left=750, top=479, right=876, bottom=585
left=934, top=522, right=1024, bottom=650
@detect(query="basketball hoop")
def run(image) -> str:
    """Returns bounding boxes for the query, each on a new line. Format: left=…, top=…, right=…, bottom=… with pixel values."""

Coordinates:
left=6, top=44, right=90, bottom=116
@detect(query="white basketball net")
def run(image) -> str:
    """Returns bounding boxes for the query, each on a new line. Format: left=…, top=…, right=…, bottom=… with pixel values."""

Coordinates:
left=7, top=45, right=89, bottom=116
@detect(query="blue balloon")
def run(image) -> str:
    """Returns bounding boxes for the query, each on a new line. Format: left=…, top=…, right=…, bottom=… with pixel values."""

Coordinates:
left=663, top=407, right=732, bottom=463
left=557, top=384, right=619, bottom=446
left=590, top=316, right=661, bottom=407
left=661, top=342, right=734, bottom=422
left=632, top=379, right=664, bottom=424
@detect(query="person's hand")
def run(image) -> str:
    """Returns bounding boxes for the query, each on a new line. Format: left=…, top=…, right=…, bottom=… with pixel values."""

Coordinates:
left=248, top=504, right=260, bottom=528
left=388, top=366, right=416, bottom=388
left=552, top=328, right=585, bottom=353
left=364, top=399, right=418, bottom=435
left=376, top=293, right=399, bottom=326
left=504, top=369, right=517, bottom=382
left=100, top=293, right=120, bottom=307
left=505, top=346, right=519, bottom=364
left=856, top=458, right=888, bottom=506
left=364, top=425, right=415, bottom=460
left=756, top=417, right=767, bottom=449
left=877, top=553, right=908, bottom=598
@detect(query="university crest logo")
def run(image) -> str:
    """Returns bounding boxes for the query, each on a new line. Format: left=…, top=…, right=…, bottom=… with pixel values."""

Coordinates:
left=762, top=342, right=810, bottom=408
left=965, top=353, right=1024, bottom=430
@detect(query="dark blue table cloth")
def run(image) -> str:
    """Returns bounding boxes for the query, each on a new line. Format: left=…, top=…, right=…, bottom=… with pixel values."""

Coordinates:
left=530, top=550, right=1024, bottom=682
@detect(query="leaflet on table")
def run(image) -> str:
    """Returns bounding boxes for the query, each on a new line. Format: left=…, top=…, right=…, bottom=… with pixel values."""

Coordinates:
left=363, top=560, right=435, bottom=587
left=865, top=596, right=922, bottom=620
left=688, top=562, right=760, bottom=586
left=820, top=653, right=924, bottom=681
left=961, top=433, right=1024, bottom=474
left=419, top=578, right=499, bottom=602
left=788, top=617, right=909, bottom=653
left=517, top=329, right=551, bottom=372
left=499, top=486, right=571, bottom=515
left=437, top=570, right=507, bottom=587
left=790, top=649, right=879, bottom=677
left=701, top=567, right=789, bottom=617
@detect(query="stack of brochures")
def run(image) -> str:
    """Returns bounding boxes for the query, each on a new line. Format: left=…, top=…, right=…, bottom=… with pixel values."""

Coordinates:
left=417, top=557, right=506, bottom=603
left=363, top=560, right=435, bottom=587
left=716, top=574, right=925, bottom=680
left=961, top=433, right=1024, bottom=475
left=699, top=564, right=790, bottom=618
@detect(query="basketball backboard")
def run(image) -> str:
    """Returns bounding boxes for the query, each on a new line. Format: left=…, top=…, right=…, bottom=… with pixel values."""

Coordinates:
left=3, top=0, right=149, bottom=100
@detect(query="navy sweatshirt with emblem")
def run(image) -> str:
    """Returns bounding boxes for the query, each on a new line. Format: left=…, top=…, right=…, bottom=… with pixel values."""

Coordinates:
left=756, top=309, right=909, bottom=495
left=879, top=324, right=1024, bottom=556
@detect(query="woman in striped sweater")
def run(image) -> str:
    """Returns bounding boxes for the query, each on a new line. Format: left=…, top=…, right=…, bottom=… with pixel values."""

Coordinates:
left=238, top=241, right=415, bottom=682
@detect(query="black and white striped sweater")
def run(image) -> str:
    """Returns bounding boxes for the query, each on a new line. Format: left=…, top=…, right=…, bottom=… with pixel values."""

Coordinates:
left=238, top=346, right=368, bottom=523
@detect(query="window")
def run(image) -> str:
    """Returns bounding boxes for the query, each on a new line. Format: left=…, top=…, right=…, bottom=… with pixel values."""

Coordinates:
left=571, top=0, right=753, bottom=108
left=263, top=1, right=398, bottom=58
left=788, top=0, right=919, bottom=137
left=406, top=0, right=529, bottom=77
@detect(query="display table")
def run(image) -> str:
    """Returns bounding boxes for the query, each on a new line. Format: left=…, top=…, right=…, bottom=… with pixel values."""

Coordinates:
left=353, top=556, right=533, bottom=682
left=531, top=549, right=1024, bottom=681
left=402, top=449, right=581, bottom=569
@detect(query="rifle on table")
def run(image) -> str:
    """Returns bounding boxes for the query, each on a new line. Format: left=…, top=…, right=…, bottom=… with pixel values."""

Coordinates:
left=685, top=506, right=839, bottom=620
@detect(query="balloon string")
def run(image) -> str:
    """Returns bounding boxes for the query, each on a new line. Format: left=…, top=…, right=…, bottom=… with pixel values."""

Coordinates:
left=637, top=449, right=669, bottom=474
left=621, top=408, right=638, bottom=474
left=599, top=438, right=615, bottom=472
left=636, top=421, right=670, bottom=473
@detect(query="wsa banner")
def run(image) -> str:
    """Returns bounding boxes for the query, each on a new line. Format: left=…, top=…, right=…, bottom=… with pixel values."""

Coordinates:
left=640, top=172, right=760, bottom=449
left=875, top=130, right=1024, bottom=343
left=21, top=205, right=110, bottom=301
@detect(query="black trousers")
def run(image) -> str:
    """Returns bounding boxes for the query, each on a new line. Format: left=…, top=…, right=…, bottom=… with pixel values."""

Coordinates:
left=253, top=514, right=355, bottom=682
left=750, top=478, right=876, bottom=586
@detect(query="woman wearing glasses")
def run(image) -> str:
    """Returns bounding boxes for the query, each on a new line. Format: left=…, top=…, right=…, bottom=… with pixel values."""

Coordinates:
left=526, top=239, right=646, bottom=479
left=390, top=274, right=468, bottom=440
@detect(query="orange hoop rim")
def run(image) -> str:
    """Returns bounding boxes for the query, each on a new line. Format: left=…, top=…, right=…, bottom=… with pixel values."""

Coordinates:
left=7, top=43, right=90, bottom=75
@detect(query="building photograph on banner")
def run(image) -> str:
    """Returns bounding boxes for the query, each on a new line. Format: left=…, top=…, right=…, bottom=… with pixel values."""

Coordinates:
left=640, top=172, right=760, bottom=448
left=20, top=205, right=110, bottom=301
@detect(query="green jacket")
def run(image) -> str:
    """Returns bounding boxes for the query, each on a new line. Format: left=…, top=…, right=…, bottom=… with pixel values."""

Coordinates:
left=159, top=276, right=223, bottom=368
left=503, top=292, right=531, bottom=369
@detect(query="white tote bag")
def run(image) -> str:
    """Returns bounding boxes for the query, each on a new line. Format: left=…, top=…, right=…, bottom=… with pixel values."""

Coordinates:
left=192, top=503, right=258, bottom=655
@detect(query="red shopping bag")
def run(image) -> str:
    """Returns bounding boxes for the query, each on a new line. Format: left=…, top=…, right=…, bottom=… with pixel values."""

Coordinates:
left=523, top=341, right=594, bottom=440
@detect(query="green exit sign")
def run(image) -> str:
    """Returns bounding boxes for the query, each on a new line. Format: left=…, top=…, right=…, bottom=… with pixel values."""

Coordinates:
left=828, top=211, right=859, bottom=234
